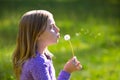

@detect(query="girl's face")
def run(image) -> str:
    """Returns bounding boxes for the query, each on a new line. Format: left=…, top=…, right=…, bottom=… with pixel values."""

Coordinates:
left=38, top=16, right=60, bottom=46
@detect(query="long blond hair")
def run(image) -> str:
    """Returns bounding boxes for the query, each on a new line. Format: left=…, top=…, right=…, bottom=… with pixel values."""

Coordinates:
left=12, top=10, right=53, bottom=80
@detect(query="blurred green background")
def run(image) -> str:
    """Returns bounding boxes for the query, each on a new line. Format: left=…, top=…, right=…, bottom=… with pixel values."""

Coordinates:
left=0, top=0, right=120, bottom=80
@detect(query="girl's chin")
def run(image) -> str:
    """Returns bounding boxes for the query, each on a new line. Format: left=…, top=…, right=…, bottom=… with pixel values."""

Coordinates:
left=48, top=40, right=58, bottom=45
left=53, top=40, right=59, bottom=44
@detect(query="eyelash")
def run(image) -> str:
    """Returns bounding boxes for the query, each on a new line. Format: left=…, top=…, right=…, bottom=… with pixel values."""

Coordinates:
left=50, top=25, right=54, bottom=29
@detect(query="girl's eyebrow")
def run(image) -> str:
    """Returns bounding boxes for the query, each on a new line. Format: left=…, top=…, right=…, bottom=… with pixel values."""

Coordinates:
left=49, top=22, right=54, bottom=25
left=49, top=24, right=53, bottom=26
left=49, top=23, right=55, bottom=26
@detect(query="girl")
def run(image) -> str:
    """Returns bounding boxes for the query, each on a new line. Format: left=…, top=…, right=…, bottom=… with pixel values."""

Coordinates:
left=12, top=10, right=82, bottom=80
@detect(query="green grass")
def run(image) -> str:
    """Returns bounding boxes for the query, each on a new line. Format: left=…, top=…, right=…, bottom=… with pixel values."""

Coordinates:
left=0, top=0, right=120, bottom=80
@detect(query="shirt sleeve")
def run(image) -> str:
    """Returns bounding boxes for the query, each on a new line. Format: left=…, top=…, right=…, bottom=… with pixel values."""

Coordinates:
left=58, top=70, right=71, bottom=80
left=30, top=59, right=52, bottom=80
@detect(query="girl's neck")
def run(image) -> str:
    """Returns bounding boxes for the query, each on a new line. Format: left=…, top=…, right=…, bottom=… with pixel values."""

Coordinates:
left=37, top=43, right=47, bottom=55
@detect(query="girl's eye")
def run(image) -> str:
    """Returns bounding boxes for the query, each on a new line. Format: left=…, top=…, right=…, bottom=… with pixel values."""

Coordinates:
left=50, top=25, right=53, bottom=29
left=50, top=25, right=55, bottom=32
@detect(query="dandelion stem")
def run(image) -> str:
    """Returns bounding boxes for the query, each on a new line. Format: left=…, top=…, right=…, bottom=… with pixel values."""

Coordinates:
left=68, top=40, right=74, bottom=57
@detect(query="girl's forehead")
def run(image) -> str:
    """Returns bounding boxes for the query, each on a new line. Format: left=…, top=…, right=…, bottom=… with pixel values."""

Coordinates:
left=48, top=17, right=55, bottom=25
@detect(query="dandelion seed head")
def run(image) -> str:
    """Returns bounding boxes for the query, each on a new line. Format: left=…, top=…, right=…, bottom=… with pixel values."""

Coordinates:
left=64, top=34, right=70, bottom=41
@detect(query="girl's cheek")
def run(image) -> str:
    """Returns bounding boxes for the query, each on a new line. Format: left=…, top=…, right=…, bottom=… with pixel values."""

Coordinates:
left=50, top=29, right=55, bottom=33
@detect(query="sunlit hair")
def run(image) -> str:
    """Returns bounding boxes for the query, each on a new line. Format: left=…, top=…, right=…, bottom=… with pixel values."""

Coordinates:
left=12, top=10, right=53, bottom=80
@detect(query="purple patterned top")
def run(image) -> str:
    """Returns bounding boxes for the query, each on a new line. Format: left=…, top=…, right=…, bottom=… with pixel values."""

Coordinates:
left=20, top=52, right=70, bottom=80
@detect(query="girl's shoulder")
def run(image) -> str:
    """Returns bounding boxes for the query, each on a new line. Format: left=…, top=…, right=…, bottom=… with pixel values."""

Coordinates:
left=29, top=54, right=46, bottom=65
left=23, top=54, right=46, bottom=69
